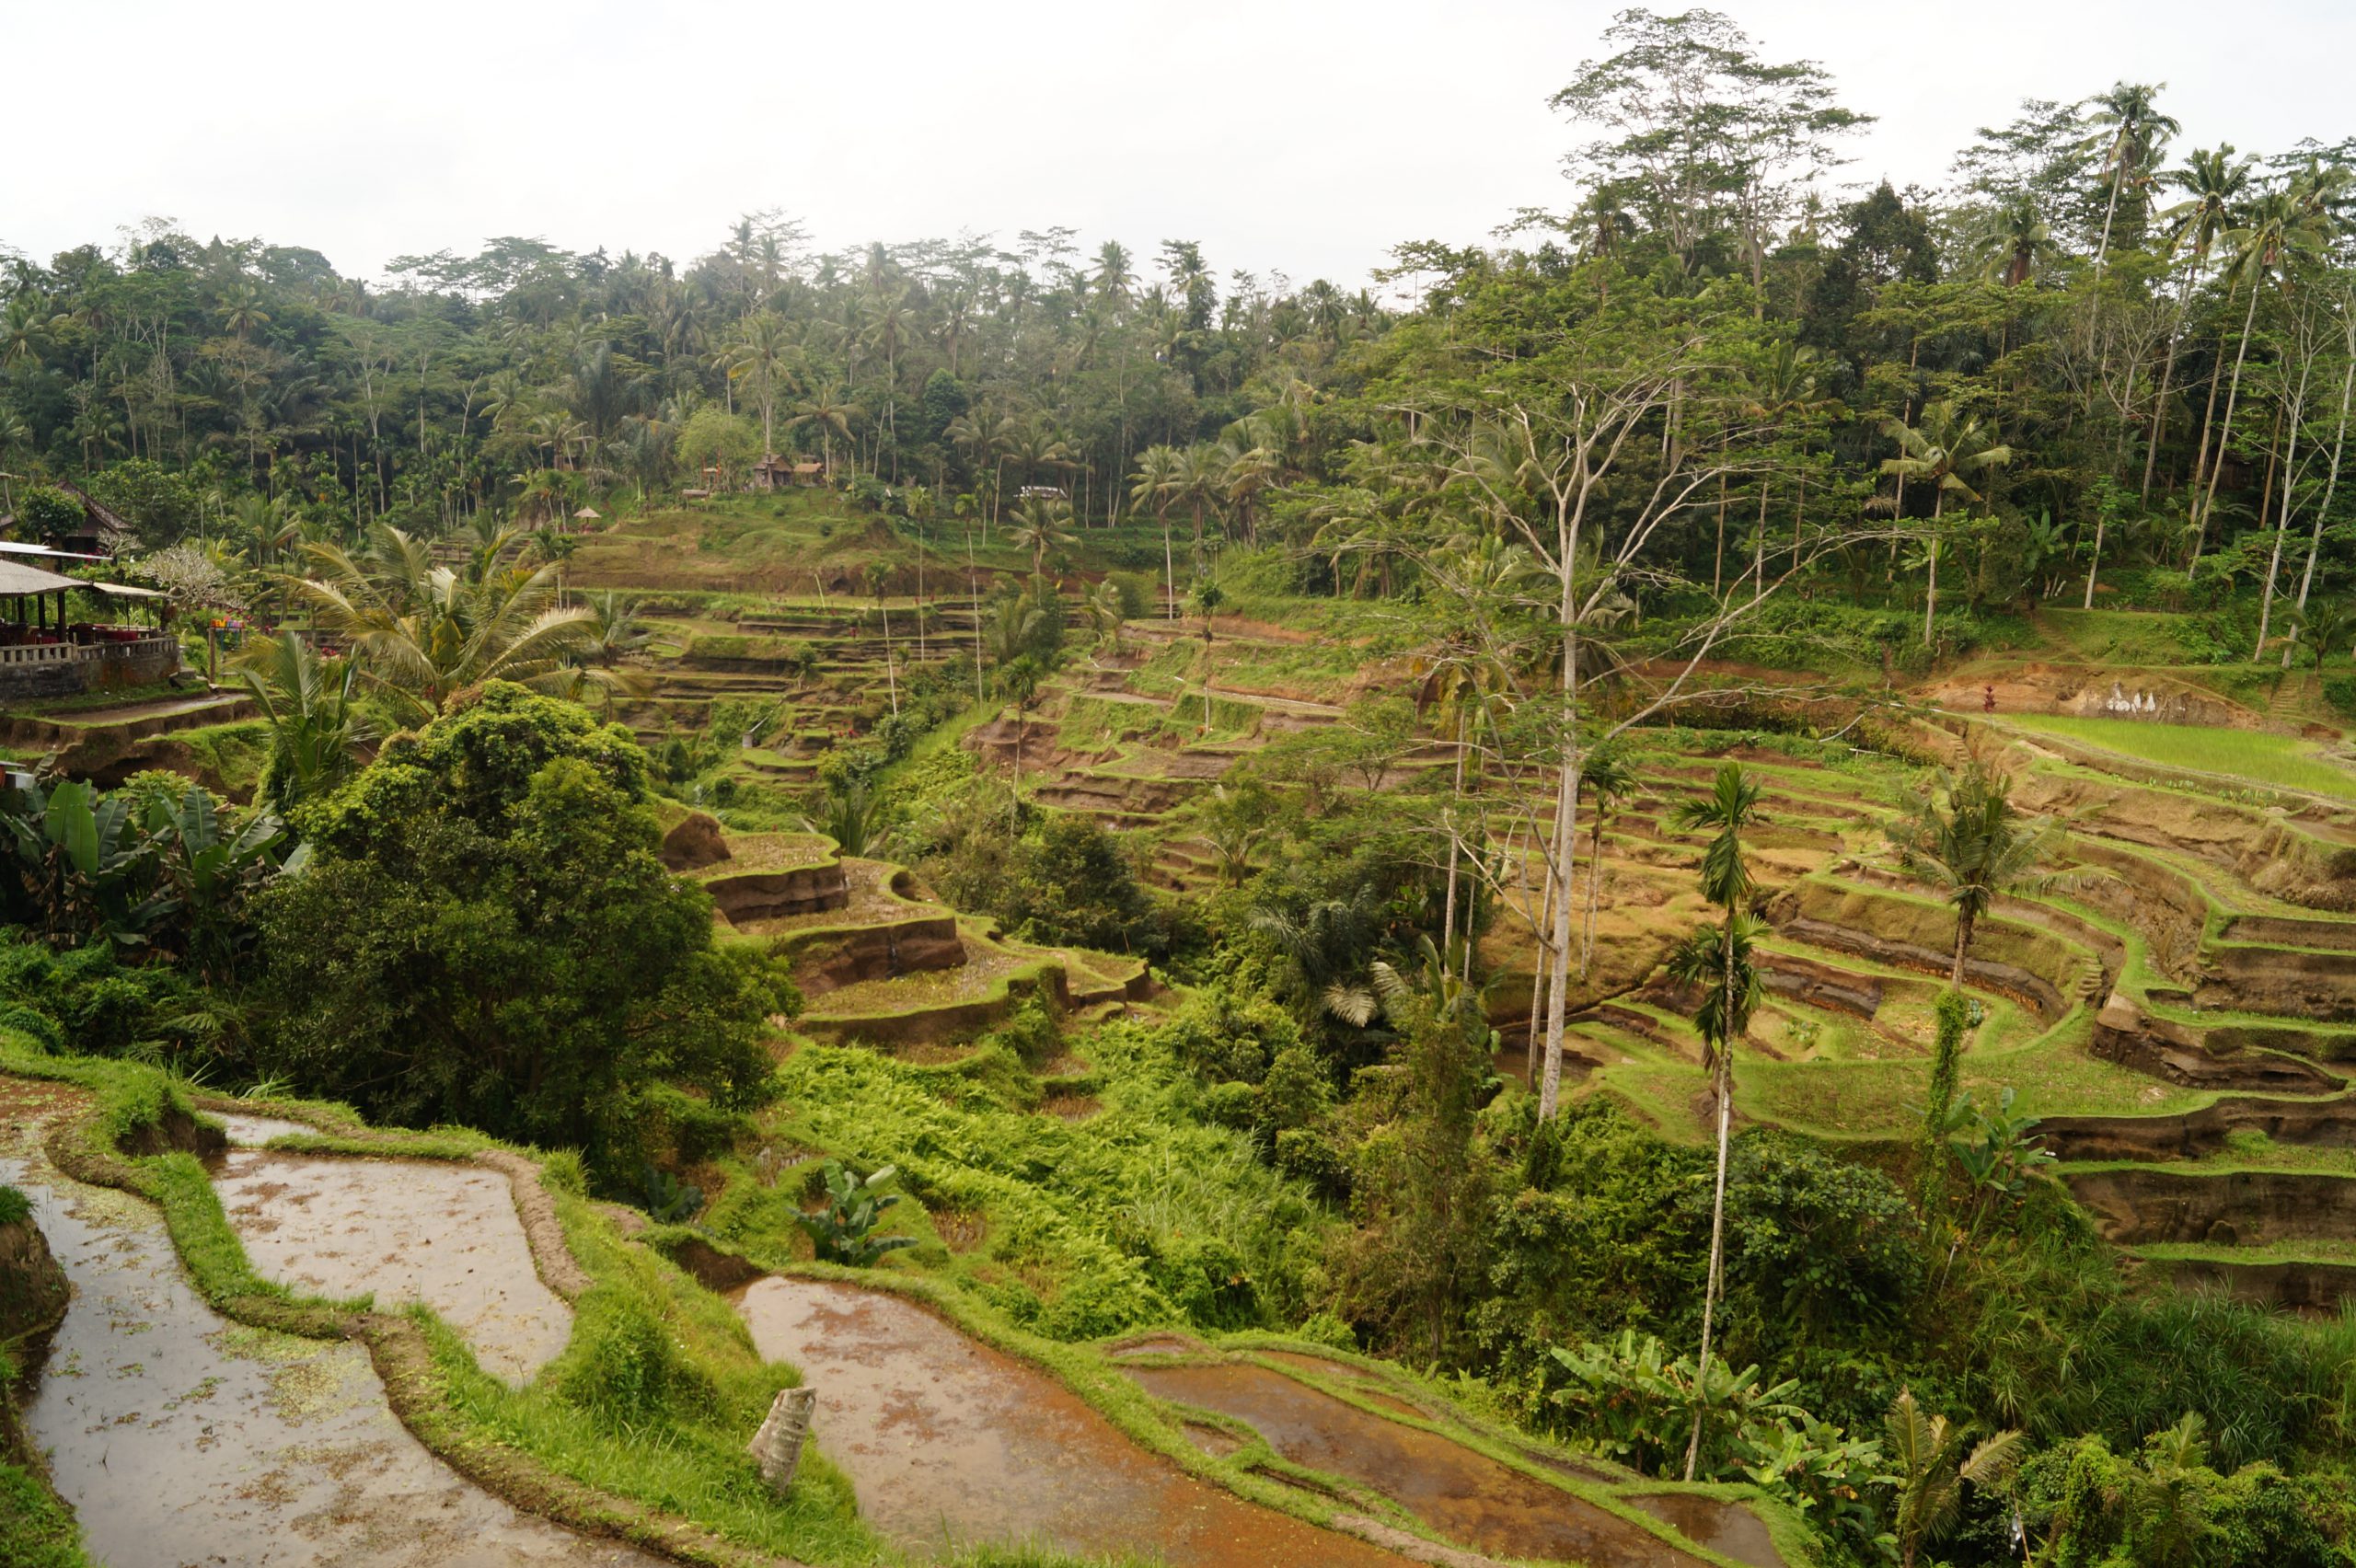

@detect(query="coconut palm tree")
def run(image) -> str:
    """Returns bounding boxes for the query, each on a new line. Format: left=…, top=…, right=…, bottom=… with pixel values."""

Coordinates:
left=1667, top=759, right=1761, bottom=1482
left=1883, top=1389, right=2027, bottom=1568
left=2085, top=82, right=2180, bottom=273
left=1969, top=195, right=2055, bottom=287
left=1881, top=403, right=2014, bottom=645
left=1081, top=578, right=1126, bottom=657
left=1888, top=761, right=2071, bottom=986
left=1577, top=742, right=1641, bottom=976
left=2158, top=145, right=2256, bottom=507
left=1003, top=497, right=1078, bottom=576
left=1129, top=444, right=1184, bottom=620
left=788, top=383, right=859, bottom=478
left=863, top=559, right=899, bottom=717
left=235, top=633, right=378, bottom=813
left=284, top=525, right=604, bottom=724
left=722, top=311, right=797, bottom=457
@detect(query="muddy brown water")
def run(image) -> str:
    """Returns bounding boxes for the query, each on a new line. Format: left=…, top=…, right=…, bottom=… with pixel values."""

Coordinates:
left=0, top=1141, right=654, bottom=1567
left=210, top=1148, right=572, bottom=1385
left=1624, top=1493, right=1788, bottom=1568
left=1126, top=1362, right=1725, bottom=1568
left=732, top=1275, right=1414, bottom=1565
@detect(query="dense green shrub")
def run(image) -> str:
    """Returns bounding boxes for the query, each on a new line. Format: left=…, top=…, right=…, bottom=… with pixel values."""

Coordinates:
left=253, top=684, right=787, bottom=1178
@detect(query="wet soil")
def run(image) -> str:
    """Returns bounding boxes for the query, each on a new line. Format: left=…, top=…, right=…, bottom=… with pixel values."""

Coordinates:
left=0, top=1115, right=653, bottom=1567
left=732, top=1275, right=1413, bottom=1565
left=1126, top=1362, right=1718, bottom=1568
left=212, top=1111, right=319, bottom=1145
left=211, top=1149, right=572, bottom=1384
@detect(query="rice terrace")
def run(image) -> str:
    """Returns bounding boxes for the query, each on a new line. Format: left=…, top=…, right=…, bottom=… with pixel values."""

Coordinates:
left=9, top=5, right=2356, bottom=1565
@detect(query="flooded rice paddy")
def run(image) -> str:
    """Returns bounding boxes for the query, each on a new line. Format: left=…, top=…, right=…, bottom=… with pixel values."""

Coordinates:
left=210, top=1148, right=571, bottom=1383
left=732, top=1274, right=1412, bottom=1565
left=0, top=1087, right=654, bottom=1567
left=1125, top=1360, right=1727, bottom=1568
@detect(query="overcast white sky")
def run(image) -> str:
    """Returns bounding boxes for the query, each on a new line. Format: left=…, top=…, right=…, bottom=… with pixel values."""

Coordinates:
left=6, top=1, right=2352, bottom=292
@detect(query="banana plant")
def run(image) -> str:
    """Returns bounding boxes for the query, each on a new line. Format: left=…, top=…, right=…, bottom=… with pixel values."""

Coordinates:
left=795, top=1160, right=917, bottom=1267
left=145, top=787, right=306, bottom=983
left=0, top=778, right=173, bottom=946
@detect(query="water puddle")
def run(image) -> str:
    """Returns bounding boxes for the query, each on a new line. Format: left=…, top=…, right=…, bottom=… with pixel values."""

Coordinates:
left=1126, top=1362, right=1718, bottom=1568
left=732, top=1275, right=1413, bottom=1565
left=1625, top=1493, right=1788, bottom=1568
left=2, top=1139, right=654, bottom=1567
left=211, top=1150, right=571, bottom=1384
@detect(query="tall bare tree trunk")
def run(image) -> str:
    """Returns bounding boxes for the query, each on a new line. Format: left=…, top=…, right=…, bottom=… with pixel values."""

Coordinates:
left=2296, top=352, right=2354, bottom=617
left=2192, top=284, right=2264, bottom=575
left=2256, top=348, right=2313, bottom=662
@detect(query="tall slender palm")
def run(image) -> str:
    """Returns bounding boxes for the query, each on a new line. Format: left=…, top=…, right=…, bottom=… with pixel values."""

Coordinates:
left=2160, top=145, right=2255, bottom=508
left=1577, top=744, right=1640, bottom=976
left=1129, top=444, right=1184, bottom=619
left=1667, top=761, right=1761, bottom=1482
left=722, top=311, right=797, bottom=456
left=788, top=383, right=859, bottom=478
left=1172, top=444, right=1226, bottom=559
left=1880, top=403, right=2014, bottom=644
left=2084, top=82, right=2180, bottom=274
left=1003, top=497, right=1077, bottom=576
left=863, top=559, right=899, bottom=717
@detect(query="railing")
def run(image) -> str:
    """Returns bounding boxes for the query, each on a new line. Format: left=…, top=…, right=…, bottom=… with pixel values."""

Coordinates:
left=0, top=636, right=177, bottom=669
left=84, top=635, right=177, bottom=663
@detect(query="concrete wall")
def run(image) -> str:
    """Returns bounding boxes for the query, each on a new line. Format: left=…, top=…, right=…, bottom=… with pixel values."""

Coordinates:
left=0, top=639, right=179, bottom=704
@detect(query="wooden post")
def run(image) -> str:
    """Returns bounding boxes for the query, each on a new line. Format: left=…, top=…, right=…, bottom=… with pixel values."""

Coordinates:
left=746, top=1386, right=817, bottom=1494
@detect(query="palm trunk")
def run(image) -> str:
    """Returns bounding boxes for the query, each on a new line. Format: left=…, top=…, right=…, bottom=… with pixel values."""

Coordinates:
left=2192, top=282, right=2264, bottom=576
left=1582, top=815, right=1606, bottom=976
left=2296, top=352, right=2355, bottom=616
left=1683, top=1018, right=1734, bottom=1482
left=1440, top=709, right=1467, bottom=954
left=1923, top=491, right=1943, bottom=647
left=1751, top=481, right=1768, bottom=600
left=2255, top=352, right=2312, bottom=663
left=2141, top=266, right=2191, bottom=502
left=1161, top=509, right=1176, bottom=621
left=1951, top=906, right=1972, bottom=986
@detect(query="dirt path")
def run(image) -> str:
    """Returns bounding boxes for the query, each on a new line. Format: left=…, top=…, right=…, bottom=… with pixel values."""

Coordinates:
left=732, top=1275, right=1414, bottom=1566
left=0, top=1092, right=655, bottom=1568
left=210, top=1146, right=572, bottom=1384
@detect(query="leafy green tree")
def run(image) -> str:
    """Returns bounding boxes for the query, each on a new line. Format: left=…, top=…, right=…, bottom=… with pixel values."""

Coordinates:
left=252, top=684, right=787, bottom=1174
